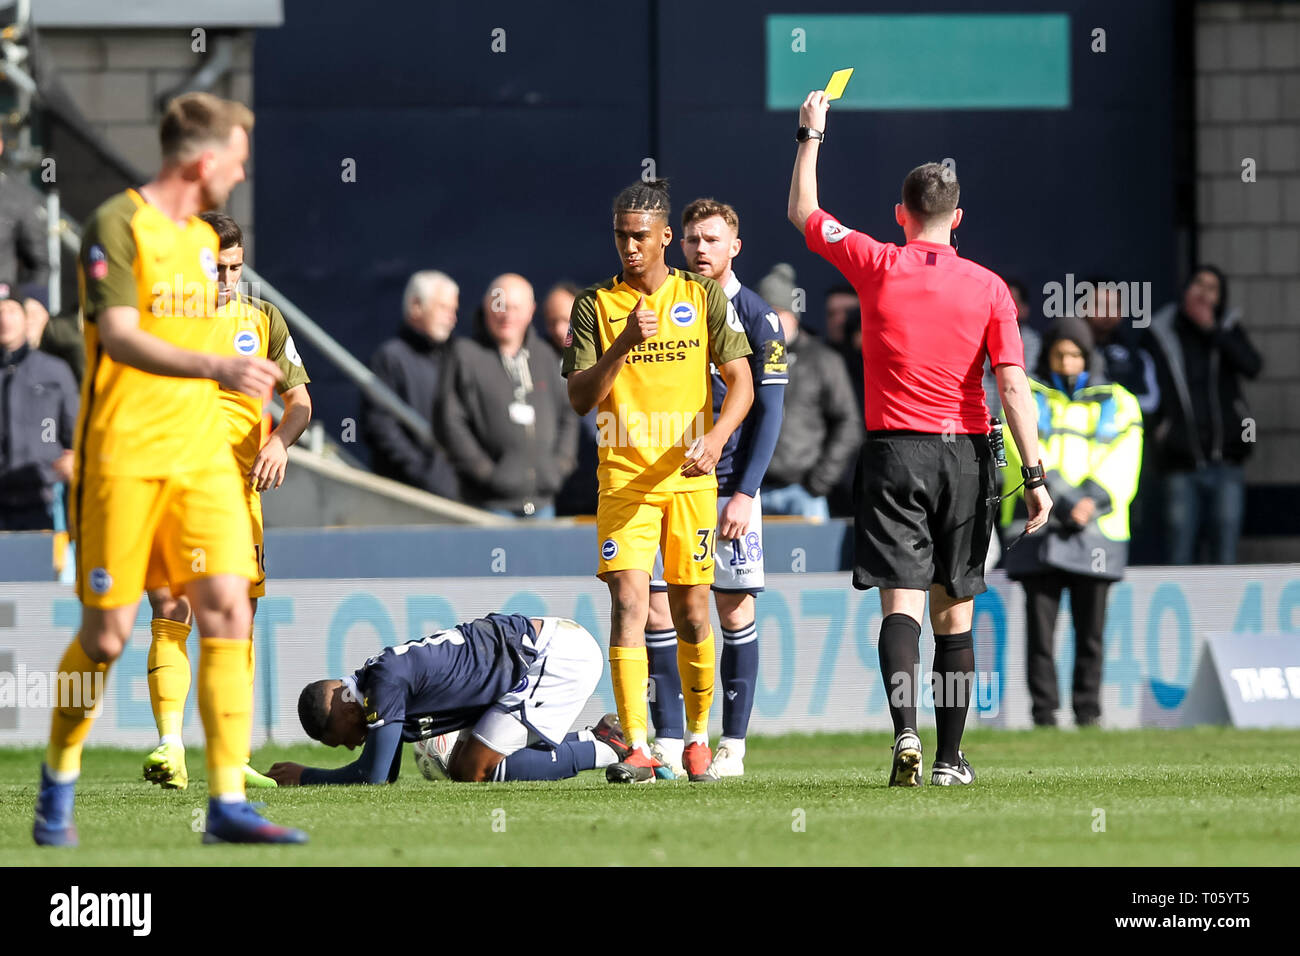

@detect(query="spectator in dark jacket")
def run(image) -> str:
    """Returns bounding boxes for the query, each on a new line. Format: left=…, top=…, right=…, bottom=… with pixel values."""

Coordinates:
left=0, top=125, right=50, bottom=299
left=540, top=280, right=581, bottom=354
left=1084, top=277, right=1160, bottom=415
left=0, top=296, right=77, bottom=529
left=362, top=270, right=461, bottom=499
left=437, top=274, right=578, bottom=517
left=757, top=264, right=862, bottom=519
left=542, top=281, right=599, bottom=517
left=828, top=305, right=867, bottom=516
left=29, top=302, right=85, bottom=383
left=822, top=283, right=857, bottom=347
left=1146, top=265, right=1263, bottom=565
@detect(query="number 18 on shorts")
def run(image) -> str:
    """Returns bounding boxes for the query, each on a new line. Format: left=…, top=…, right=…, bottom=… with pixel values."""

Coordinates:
left=649, top=491, right=766, bottom=593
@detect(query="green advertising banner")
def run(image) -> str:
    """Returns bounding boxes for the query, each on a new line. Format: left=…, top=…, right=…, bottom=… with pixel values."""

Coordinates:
left=767, top=13, right=1072, bottom=110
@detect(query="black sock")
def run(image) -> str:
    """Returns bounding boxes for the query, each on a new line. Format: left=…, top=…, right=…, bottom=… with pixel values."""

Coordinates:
left=878, top=613, right=922, bottom=736
left=932, top=630, right=975, bottom=765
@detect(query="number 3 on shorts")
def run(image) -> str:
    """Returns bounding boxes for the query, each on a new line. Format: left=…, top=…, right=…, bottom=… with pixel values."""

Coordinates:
left=694, top=528, right=714, bottom=562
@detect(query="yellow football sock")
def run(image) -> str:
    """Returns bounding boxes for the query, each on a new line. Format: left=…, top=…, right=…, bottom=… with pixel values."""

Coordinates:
left=44, top=637, right=109, bottom=776
left=609, top=645, right=650, bottom=749
left=198, top=638, right=251, bottom=799
left=248, top=627, right=256, bottom=691
left=245, top=628, right=256, bottom=764
left=147, top=617, right=192, bottom=741
left=678, top=631, right=716, bottom=736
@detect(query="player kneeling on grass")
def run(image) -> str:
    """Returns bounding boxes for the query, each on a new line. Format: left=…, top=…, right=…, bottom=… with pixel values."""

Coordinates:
left=266, top=614, right=631, bottom=785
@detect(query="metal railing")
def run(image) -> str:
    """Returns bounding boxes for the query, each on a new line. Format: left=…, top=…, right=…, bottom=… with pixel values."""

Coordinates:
left=1, top=4, right=437, bottom=454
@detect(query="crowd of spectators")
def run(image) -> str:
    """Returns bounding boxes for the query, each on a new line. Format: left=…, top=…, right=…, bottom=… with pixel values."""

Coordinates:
left=0, top=214, right=1264, bottom=571
left=359, top=260, right=1263, bottom=568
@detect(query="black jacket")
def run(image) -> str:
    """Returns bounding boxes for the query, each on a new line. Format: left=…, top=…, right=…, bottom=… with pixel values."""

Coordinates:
left=0, top=170, right=50, bottom=292
left=763, top=328, right=862, bottom=497
left=435, top=326, right=579, bottom=514
left=0, top=345, right=78, bottom=510
left=362, top=324, right=460, bottom=499
left=1146, top=303, right=1262, bottom=469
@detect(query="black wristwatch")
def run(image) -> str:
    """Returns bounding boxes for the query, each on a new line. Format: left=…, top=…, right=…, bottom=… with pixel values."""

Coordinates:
left=1022, top=462, right=1046, bottom=490
left=796, top=126, right=824, bottom=143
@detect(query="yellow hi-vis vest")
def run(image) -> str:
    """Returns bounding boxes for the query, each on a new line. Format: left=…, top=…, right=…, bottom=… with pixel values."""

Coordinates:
left=1002, top=376, right=1143, bottom=544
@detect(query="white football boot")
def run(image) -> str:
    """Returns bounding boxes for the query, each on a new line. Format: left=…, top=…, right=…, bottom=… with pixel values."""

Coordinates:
left=710, top=742, right=745, bottom=778
left=931, top=751, right=976, bottom=786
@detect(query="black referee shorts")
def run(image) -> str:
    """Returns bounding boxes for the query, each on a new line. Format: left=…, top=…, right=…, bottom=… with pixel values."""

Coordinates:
left=852, top=430, right=996, bottom=599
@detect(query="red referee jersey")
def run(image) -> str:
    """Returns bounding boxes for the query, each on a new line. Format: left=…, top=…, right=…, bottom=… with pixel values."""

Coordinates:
left=805, top=208, right=1024, bottom=434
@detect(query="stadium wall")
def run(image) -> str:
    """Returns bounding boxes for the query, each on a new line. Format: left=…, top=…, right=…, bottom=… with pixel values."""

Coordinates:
left=36, top=29, right=258, bottom=252
left=1, top=525, right=1297, bottom=745
left=1194, top=1, right=1300, bottom=556
left=250, top=0, right=1182, bottom=475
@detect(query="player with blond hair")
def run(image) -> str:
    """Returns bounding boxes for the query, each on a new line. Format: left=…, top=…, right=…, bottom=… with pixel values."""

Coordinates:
left=34, top=93, right=306, bottom=845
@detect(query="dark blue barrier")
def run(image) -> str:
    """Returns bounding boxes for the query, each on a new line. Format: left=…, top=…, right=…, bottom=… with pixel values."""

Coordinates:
left=0, top=520, right=853, bottom=581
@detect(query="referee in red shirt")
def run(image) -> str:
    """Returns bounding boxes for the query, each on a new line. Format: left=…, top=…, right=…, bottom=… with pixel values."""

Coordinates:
left=788, top=90, right=1052, bottom=787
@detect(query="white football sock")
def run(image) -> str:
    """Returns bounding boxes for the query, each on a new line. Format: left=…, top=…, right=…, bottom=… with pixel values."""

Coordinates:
left=592, top=740, right=618, bottom=767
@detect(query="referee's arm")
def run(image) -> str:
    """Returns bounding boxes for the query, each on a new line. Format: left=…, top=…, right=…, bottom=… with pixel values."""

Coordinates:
left=995, top=363, right=1053, bottom=534
left=787, top=91, right=829, bottom=231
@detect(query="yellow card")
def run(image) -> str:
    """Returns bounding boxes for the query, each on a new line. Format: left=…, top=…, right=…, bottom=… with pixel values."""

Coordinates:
left=824, top=68, right=854, bottom=101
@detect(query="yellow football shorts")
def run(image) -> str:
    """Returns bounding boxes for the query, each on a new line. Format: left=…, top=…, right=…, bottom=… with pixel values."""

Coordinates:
left=72, top=466, right=257, bottom=609
left=595, top=485, right=717, bottom=586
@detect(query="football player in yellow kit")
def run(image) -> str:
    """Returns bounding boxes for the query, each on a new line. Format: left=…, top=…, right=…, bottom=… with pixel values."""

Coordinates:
left=35, top=93, right=308, bottom=845
left=142, top=212, right=312, bottom=791
left=562, top=179, right=753, bottom=783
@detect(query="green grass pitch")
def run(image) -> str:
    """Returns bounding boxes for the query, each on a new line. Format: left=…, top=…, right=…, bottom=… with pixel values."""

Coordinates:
left=3, top=728, right=1297, bottom=866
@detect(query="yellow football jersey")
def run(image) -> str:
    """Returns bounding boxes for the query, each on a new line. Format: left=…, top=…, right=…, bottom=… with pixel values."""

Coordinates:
left=215, top=294, right=312, bottom=474
left=75, top=189, right=229, bottom=477
left=562, top=268, right=751, bottom=493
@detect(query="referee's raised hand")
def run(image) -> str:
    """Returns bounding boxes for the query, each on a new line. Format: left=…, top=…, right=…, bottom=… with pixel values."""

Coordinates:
left=617, top=294, right=658, bottom=346
left=800, top=90, right=830, bottom=133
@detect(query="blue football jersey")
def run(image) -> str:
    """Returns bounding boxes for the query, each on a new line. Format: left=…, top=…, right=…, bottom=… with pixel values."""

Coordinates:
left=352, top=612, right=539, bottom=742
left=713, top=273, right=788, bottom=495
